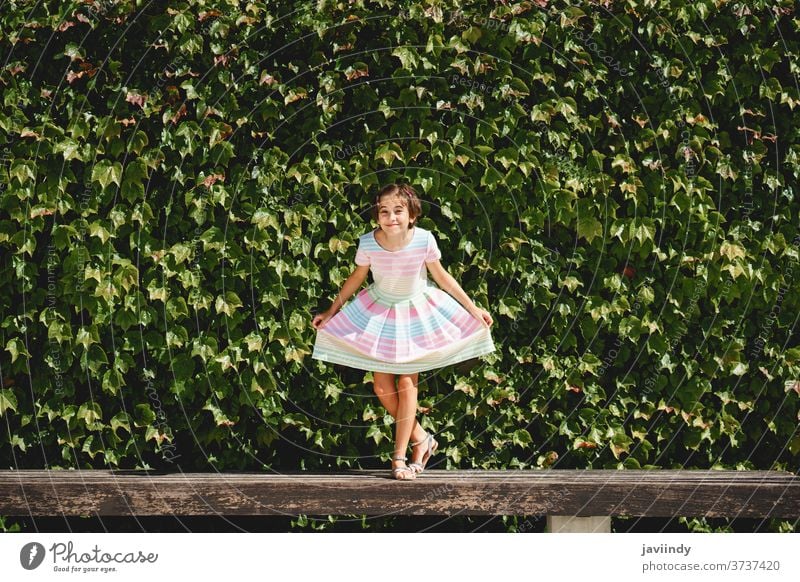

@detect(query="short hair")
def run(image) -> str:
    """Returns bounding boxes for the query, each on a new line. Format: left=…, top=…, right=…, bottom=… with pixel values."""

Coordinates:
left=370, top=183, right=422, bottom=227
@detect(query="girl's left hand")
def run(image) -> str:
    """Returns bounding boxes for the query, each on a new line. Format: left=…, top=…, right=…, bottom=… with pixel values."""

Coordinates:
left=470, top=307, right=493, bottom=328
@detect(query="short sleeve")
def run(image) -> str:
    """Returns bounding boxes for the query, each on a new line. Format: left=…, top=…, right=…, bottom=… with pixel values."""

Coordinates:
left=425, top=230, right=442, bottom=263
left=355, top=238, right=371, bottom=266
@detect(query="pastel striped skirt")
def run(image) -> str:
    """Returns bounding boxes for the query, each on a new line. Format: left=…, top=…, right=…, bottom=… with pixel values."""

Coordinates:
left=311, top=282, right=496, bottom=374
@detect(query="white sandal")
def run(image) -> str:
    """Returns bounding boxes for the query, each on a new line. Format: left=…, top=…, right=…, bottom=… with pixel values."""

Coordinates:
left=408, top=433, right=439, bottom=474
left=391, top=455, right=416, bottom=480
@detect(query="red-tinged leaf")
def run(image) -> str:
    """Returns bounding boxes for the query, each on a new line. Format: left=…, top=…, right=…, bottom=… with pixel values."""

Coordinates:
left=126, top=91, right=146, bottom=108
left=198, top=9, right=221, bottom=21
left=30, top=207, right=55, bottom=219
left=202, top=173, right=225, bottom=188
left=202, top=106, right=224, bottom=119
left=345, top=63, right=369, bottom=81
left=57, top=20, right=76, bottom=32
left=259, top=72, right=277, bottom=85
left=333, top=42, right=354, bottom=53
left=165, top=85, right=181, bottom=104
left=79, top=62, right=97, bottom=75
left=542, top=451, right=558, bottom=467
left=170, top=104, right=187, bottom=124
left=623, top=265, right=636, bottom=278
left=66, top=63, right=97, bottom=84
left=284, top=88, right=308, bottom=104
left=66, top=69, right=83, bottom=84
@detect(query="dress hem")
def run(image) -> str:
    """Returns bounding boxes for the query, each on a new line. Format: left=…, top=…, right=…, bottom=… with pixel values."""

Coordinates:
left=311, top=335, right=496, bottom=374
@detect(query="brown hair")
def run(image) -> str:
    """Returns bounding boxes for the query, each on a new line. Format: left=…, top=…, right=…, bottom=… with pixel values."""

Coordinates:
left=370, top=183, right=422, bottom=228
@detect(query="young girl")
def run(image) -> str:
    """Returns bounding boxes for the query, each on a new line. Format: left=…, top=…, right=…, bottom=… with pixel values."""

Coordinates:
left=311, top=183, right=495, bottom=480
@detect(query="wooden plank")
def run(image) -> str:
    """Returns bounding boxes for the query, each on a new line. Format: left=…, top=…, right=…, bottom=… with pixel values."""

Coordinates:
left=0, top=470, right=797, bottom=517
left=547, top=516, right=611, bottom=533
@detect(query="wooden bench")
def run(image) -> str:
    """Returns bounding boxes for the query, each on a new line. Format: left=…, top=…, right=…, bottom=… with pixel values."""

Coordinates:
left=1, top=469, right=797, bottom=532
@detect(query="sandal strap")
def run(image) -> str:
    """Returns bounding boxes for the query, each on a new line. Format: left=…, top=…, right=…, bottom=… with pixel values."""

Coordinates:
left=409, top=433, right=431, bottom=447
left=392, top=455, right=407, bottom=461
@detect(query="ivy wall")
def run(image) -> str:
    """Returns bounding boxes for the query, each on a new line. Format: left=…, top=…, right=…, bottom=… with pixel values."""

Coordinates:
left=0, top=0, right=798, bottom=531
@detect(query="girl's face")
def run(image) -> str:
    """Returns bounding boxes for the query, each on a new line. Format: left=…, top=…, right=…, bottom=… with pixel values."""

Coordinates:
left=377, top=195, right=415, bottom=231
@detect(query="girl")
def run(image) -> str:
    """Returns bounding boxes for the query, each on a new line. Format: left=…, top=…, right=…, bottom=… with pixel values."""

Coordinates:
left=311, top=183, right=495, bottom=480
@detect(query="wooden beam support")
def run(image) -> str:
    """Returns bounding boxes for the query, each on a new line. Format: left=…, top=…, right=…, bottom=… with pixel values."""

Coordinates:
left=546, top=516, right=611, bottom=533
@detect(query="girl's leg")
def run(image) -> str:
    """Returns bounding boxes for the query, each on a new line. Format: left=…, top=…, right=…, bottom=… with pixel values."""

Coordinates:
left=372, top=372, right=426, bottom=444
left=398, top=372, right=434, bottom=468
left=394, top=372, right=420, bottom=465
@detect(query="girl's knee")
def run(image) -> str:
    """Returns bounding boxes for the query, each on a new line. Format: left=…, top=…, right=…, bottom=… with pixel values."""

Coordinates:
left=372, top=372, right=396, bottom=394
left=397, top=373, right=418, bottom=387
left=396, top=376, right=418, bottom=398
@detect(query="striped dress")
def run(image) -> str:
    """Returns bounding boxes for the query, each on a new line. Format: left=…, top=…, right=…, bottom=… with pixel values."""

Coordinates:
left=311, top=226, right=496, bottom=374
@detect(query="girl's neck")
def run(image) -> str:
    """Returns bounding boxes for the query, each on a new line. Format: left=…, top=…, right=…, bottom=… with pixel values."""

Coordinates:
left=376, top=225, right=415, bottom=249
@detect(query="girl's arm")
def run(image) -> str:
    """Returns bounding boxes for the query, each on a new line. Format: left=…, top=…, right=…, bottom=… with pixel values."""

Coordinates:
left=312, top=265, right=370, bottom=329
left=426, top=259, right=493, bottom=327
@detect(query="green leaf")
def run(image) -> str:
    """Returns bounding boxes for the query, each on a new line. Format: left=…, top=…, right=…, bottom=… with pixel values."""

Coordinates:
left=215, top=291, right=243, bottom=316
left=88, top=222, right=112, bottom=244
left=5, top=338, right=30, bottom=364
left=77, top=401, right=103, bottom=430
left=203, top=401, right=235, bottom=427
left=481, top=165, right=504, bottom=186
left=110, top=412, right=131, bottom=436
left=374, top=142, right=404, bottom=165
left=91, top=160, right=123, bottom=189
left=462, top=26, right=482, bottom=44
left=512, top=429, right=533, bottom=448
left=167, top=297, right=189, bottom=319
left=102, top=369, right=123, bottom=395
left=244, top=332, right=264, bottom=353
left=113, top=263, right=139, bottom=292
left=0, top=390, right=18, bottom=417
left=171, top=353, right=195, bottom=380
left=9, top=160, right=36, bottom=185
left=145, top=425, right=163, bottom=444
left=632, top=219, right=655, bottom=246
left=577, top=214, right=603, bottom=243
left=392, top=47, right=418, bottom=70
left=53, top=138, right=85, bottom=161
left=134, top=403, right=156, bottom=427
left=366, top=423, right=385, bottom=445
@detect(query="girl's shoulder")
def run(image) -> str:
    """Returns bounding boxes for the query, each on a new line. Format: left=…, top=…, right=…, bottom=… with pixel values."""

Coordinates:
left=359, top=227, right=379, bottom=243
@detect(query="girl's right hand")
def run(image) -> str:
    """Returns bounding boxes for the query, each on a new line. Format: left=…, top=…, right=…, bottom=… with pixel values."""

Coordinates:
left=312, top=310, right=333, bottom=330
